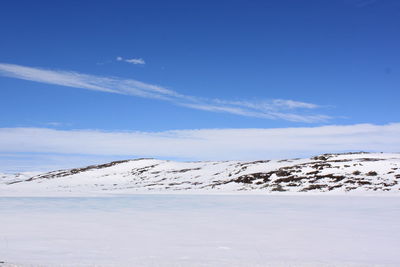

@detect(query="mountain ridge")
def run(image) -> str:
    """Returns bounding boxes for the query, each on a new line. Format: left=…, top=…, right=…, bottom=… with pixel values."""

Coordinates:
left=1, top=152, right=400, bottom=196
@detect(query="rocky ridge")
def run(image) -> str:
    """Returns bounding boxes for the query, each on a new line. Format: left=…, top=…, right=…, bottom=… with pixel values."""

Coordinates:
left=1, top=152, right=400, bottom=195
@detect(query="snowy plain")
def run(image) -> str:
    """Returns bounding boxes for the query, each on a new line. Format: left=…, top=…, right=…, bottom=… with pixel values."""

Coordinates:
left=1, top=195, right=399, bottom=267
left=1, top=153, right=400, bottom=266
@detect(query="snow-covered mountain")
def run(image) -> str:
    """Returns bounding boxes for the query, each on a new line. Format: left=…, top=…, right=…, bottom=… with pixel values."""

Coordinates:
left=1, top=152, right=400, bottom=195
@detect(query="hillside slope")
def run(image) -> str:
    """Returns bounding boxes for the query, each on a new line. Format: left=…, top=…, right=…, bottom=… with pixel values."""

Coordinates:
left=1, top=152, right=400, bottom=195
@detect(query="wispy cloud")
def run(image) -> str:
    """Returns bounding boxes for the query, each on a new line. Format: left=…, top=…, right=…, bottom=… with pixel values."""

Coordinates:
left=116, top=56, right=145, bottom=65
left=0, top=124, right=399, bottom=164
left=0, top=62, right=330, bottom=123
left=215, top=99, right=319, bottom=110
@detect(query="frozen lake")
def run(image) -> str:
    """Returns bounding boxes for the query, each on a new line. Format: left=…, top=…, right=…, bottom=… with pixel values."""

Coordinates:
left=0, top=195, right=399, bottom=266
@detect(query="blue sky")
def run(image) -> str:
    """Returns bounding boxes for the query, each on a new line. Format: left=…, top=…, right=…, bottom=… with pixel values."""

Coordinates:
left=0, top=0, right=399, bottom=171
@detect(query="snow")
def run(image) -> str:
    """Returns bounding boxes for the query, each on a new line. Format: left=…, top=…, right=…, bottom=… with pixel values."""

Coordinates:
left=1, top=153, right=400, bottom=265
left=0, top=195, right=399, bottom=266
left=1, top=152, right=400, bottom=196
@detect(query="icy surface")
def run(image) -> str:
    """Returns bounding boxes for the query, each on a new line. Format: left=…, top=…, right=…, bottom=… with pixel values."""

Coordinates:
left=0, top=195, right=399, bottom=266
left=1, top=153, right=400, bottom=196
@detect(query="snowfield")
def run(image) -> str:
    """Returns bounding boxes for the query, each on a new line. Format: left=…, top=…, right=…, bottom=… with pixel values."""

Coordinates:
left=0, top=195, right=399, bottom=266
left=1, top=153, right=400, bottom=266
left=1, top=152, right=400, bottom=196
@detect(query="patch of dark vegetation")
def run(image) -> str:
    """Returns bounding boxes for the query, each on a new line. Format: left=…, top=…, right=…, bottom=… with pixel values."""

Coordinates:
left=6, top=180, right=23, bottom=185
left=232, top=169, right=243, bottom=175
left=27, top=159, right=133, bottom=181
left=306, top=170, right=319, bottom=175
left=300, top=184, right=328, bottom=191
left=275, top=170, right=293, bottom=177
left=75, top=160, right=131, bottom=173
left=315, top=174, right=346, bottom=182
left=251, top=160, right=271, bottom=164
left=168, top=182, right=190, bottom=186
left=357, top=180, right=372, bottom=185
left=234, top=175, right=254, bottom=184
left=271, top=184, right=286, bottom=192
left=373, top=187, right=390, bottom=191
left=345, top=186, right=357, bottom=191
left=327, top=159, right=352, bottom=163
left=381, top=181, right=397, bottom=187
left=359, top=158, right=385, bottom=162
left=144, top=183, right=159, bottom=187
left=311, top=163, right=332, bottom=170
left=395, top=174, right=400, bottom=179
left=312, top=155, right=328, bottom=161
left=233, top=172, right=272, bottom=184
left=274, top=176, right=305, bottom=183
left=208, top=179, right=235, bottom=188
left=328, top=184, right=343, bottom=191
left=279, top=166, right=296, bottom=170
left=239, top=160, right=270, bottom=167
left=366, top=171, right=378, bottom=176
left=132, top=165, right=159, bottom=175
left=352, top=170, right=361, bottom=175
left=168, top=167, right=201, bottom=173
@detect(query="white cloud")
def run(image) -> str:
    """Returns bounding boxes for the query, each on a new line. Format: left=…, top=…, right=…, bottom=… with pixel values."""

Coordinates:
left=0, top=123, right=399, bottom=162
left=180, top=103, right=329, bottom=123
left=0, top=62, right=330, bottom=123
left=272, top=99, right=319, bottom=109
left=116, top=56, right=145, bottom=65
left=0, top=62, right=184, bottom=100
left=214, top=99, right=319, bottom=111
left=125, top=58, right=145, bottom=65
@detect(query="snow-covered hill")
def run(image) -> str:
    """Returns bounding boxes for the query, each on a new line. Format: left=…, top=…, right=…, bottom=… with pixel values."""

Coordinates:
left=1, top=152, right=400, bottom=195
